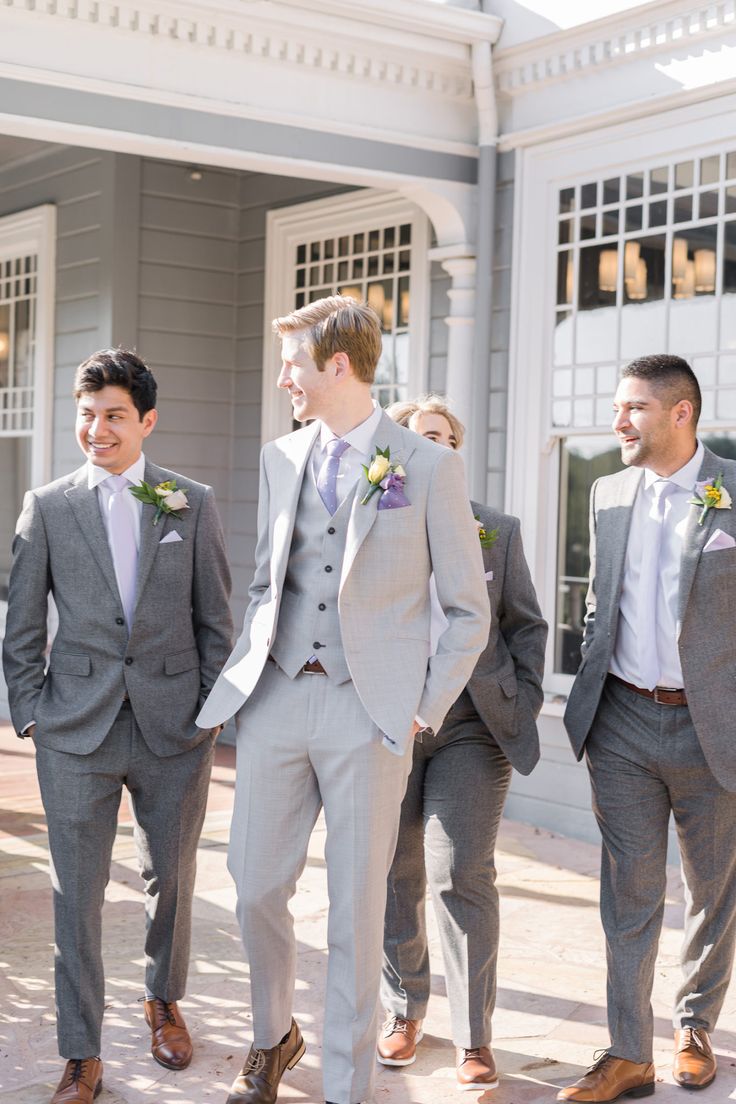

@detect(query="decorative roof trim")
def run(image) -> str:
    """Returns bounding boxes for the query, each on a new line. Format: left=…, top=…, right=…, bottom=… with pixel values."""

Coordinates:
left=495, top=0, right=736, bottom=96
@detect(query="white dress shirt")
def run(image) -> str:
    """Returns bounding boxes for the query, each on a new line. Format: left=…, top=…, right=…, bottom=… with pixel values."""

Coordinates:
left=89, top=452, right=145, bottom=551
left=310, top=401, right=383, bottom=503
left=610, top=441, right=704, bottom=689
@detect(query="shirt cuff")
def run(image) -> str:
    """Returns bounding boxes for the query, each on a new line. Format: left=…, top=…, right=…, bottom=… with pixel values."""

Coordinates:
left=20, top=720, right=36, bottom=736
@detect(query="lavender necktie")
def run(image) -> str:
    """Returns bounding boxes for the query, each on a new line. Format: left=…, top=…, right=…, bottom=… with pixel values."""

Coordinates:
left=106, top=474, right=138, bottom=630
left=316, top=437, right=350, bottom=515
left=636, top=478, right=674, bottom=691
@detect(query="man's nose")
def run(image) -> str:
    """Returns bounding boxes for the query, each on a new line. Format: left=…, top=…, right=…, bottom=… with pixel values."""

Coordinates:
left=277, top=364, right=290, bottom=389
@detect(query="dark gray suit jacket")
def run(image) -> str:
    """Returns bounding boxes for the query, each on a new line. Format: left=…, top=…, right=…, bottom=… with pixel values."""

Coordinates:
left=455, top=503, right=547, bottom=776
left=564, top=445, right=736, bottom=791
left=2, top=459, right=233, bottom=757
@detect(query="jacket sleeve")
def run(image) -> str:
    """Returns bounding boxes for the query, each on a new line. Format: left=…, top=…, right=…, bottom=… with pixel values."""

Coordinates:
left=416, top=449, right=491, bottom=733
left=498, top=518, right=547, bottom=719
left=192, top=486, right=234, bottom=701
left=2, top=491, right=52, bottom=735
left=581, top=478, right=599, bottom=659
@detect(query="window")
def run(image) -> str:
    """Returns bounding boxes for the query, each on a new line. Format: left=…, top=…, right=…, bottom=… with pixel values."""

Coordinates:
left=552, top=150, right=736, bottom=673
left=263, top=191, right=429, bottom=441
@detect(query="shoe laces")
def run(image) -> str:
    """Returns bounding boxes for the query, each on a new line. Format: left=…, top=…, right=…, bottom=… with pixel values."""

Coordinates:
left=679, top=1028, right=706, bottom=1053
left=588, top=1049, right=617, bottom=1074
left=383, top=1015, right=412, bottom=1037
left=243, top=1047, right=267, bottom=1076
left=63, top=1059, right=90, bottom=1086
left=460, top=1048, right=483, bottom=1064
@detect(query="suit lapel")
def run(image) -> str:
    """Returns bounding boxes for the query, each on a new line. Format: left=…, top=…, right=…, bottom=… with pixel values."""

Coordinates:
left=270, top=422, right=321, bottom=595
left=599, top=466, right=641, bottom=608
left=340, top=412, right=415, bottom=589
left=132, top=461, right=172, bottom=613
left=678, top=446, right=721, bottom=623
left=64, top=466, right=120, bottom=603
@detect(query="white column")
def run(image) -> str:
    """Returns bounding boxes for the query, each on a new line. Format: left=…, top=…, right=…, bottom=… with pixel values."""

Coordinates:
left=436, top=250, right=477, bottom=463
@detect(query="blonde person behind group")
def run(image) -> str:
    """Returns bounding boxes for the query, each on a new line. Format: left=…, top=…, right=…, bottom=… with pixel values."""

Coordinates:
left=378, top=395, right=548, bottom=1091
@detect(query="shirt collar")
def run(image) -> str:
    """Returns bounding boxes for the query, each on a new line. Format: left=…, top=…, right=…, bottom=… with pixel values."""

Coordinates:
left=642, top=440, right=704, bottom=492
left=88, top=452, right=146, bottom=490
left=318, top=401, right=382, bottom=459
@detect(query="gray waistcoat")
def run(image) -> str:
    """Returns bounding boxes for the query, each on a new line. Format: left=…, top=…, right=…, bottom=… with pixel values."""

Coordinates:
left=269, top=465, right=354, bottom=683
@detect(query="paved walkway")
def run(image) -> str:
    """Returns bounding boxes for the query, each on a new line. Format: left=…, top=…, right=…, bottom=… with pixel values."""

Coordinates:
left=1, top=720, right=735, bottom=1103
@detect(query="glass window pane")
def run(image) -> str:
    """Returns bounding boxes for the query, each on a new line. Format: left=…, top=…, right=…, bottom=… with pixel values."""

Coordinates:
left=701, top=155, right=720, bottom=185
left=296, top=243, right=306, bottom=265
left=673, top=193, right=693, bottom=223
left=727, top=152, right=736, bottom=180
left=559, top=187, right=575, bottom=214
left=698, top=191, right=719, bottom=219
left=726, top=188, right=736, bottom=214
left=0, top=303, right=9, bottom=388
left=649, top=200, right=667, bottom=227
left=675, top=161, right=694, bottom=189
left=383, top=227, right=395, bottom=249
left=398, top=276, right=410, bottom=327
left=554, top=312, right=573, bottom=366
left=399, top=224, right=411, bottom=246
left=650, top=166, right=669, bottom=194
left=556, top=437, right=624, bottom=674
left=558, top=218, right=573, bottom=245
left=310, top=242, right=320, bottom=262
left=557, top=251, right=573, bottom=306
left=625, top=206, right=643, bottom=232
left=580, top=213, right=596, bottom=240
left=581, top=182, right=597, bottom=210
left=626, top=173, right=644, bottom=200
left=601, top=209, right=620, bottom=236
left=602, top=177, right=620, bottom=204
left=368, top=229, right=380, bottom=252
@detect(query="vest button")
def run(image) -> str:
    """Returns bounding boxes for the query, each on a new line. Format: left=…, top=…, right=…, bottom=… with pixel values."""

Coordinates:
left=325, top=565, right=332, bottom=572
left=115, top=617, right=125, bottom=626
left=313, top=641, right=323, bottom=649
left=318, top=603, right=326, bottom=611
left=124, top=657, right=133, bottom=666
left=327, top=526, right=336, bottom=534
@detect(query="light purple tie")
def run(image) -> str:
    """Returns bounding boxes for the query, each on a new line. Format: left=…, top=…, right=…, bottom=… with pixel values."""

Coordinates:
left=316, top=437, right=350, bottom=515
left=107, top=474, right=138, bottom=630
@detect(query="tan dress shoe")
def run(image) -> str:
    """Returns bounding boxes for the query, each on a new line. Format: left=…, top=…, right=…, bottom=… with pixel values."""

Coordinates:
left=673, top=1028, right=716, bottom=1090
left=143, top=998, right=193, bottom=1070
left=376, top=1015, right=424, bottom=1066
left=227, top=1019, right=305, bottom=1104
left=456, top=1046, right=499, bottom=1091
left=50, top=1058, right=102, bottom=1103
left=556, top=1052, right=655, bottom=1102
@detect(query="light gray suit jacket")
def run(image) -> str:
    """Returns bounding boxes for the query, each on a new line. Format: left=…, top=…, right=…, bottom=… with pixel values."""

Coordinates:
left=3, top=460, right=233, bottom=757
left=461, top=503, right=547, bottom=776
left=564, top=444, right=736, bottom=791
left=197, top=412, right=490, bottom=754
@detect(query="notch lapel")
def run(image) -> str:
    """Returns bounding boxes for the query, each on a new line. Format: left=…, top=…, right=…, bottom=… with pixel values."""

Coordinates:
left=598, top=466, right=641, bottom=609
left=340, top=413, right=416, bottom=589
left=64, top=467, right=120, bottom=603
left=132, top=461, right=173, bottom=612
left=678, top=446, right=721, bottom=624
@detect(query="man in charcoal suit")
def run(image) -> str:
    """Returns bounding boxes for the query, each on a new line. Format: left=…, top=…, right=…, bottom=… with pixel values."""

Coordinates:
left=560, top=354, right=736, bottom=1102
left=3, top=349, right=232, bottom=1103
left=197, top=295, right=490, bottom=1104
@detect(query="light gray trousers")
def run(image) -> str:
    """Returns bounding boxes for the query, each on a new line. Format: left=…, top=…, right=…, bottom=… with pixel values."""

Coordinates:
left=381, top=689, right=513, bottom=1049
left=586, top=676, right=736, bottom=1063
left=228, top=662, right=413, bottom=1104
left=35, top=702, right=214, bottom=1058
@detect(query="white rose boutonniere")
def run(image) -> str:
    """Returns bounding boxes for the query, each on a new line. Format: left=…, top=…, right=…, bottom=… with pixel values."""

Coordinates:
left=130, top=480, right=190, bottom=525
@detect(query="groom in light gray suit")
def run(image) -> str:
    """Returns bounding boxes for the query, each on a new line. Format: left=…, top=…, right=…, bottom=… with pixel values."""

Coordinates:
left=3, top=349, right=232, bottom=1104
left=560, top=354, right=736, bottom=1103
left=197, top=295, right=490, bottom=1104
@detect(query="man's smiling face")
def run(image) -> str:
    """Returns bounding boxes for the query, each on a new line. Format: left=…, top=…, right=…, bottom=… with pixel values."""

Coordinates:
left=75, top=385, right=157, bottom=474
left=276, top=330, right=337, bottom=424
left=612, top=376, right=678, bottom=470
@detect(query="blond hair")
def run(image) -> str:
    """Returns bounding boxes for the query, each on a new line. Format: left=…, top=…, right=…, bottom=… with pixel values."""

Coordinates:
left=272, top=295, right=383, bottom=384
left=385, top=394, right=465, bottom=448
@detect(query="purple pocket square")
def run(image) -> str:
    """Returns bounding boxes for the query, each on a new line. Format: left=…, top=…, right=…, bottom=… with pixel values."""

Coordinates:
left=376, top=472, right=411, bottom=510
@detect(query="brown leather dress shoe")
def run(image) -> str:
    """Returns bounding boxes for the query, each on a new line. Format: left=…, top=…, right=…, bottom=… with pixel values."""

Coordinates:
left=50, top=1058, right=103, bottom=1103
left=673, top=1028, right=717, bottom=1090
left=376, top=1015, right=424, bottom=1066
left=227, top=1019, right=305, bottom=1104
left=556, top=1052, right=655, bottom=1102
left=456, top=1046, right=499, bottom=1091
left=143, top=998, right=193, bottom=1070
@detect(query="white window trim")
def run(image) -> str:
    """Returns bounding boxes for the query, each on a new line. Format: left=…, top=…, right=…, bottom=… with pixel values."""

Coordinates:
left=0, top=203, right=56, bottom=487
left=261, top=189, right=430, bottom=443
left=508, top=91, right=736, bottom=697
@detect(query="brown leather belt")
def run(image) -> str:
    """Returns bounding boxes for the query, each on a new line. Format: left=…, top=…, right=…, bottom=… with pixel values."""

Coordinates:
left=610, top=674, right=687, bottom=707
left=267, top=655, right=327, bottom=675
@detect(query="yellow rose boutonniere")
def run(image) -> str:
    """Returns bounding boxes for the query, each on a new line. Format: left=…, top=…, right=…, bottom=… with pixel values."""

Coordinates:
left=688, top=473, right=732, bottom=526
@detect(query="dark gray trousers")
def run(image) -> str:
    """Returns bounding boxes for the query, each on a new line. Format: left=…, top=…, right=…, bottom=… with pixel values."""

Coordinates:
left=35, top=703, right=214, bottom=1058
left=586, top=676, right=736, bottom=1063
left=381, top=689, right=513, bottom=1048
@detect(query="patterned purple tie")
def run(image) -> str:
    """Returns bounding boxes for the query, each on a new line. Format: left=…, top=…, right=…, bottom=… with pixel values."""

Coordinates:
left=107, top=473, right=138, bottom=630
left=316, top=437, right=350, bottom=515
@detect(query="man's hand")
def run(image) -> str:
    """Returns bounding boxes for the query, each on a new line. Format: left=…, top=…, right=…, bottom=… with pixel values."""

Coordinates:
left=410, top=720, right=422, bottom=739
left=23, top=724, right=36, bottom=740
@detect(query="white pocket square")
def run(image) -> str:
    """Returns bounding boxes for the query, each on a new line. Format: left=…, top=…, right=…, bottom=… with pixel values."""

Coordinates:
left=704, top=528, right=736, bottom=552
left=484, top=570, right=494, bottom=581
left=160, top=530, right=183, bottom=544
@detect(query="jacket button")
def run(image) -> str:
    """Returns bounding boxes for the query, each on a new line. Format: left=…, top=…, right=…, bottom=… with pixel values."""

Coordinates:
left=125, top=657, right=133, bottom=666
left=318, top=603, right=326, bottom=611
left=313, top=641, right=323, bottom=649
left=115, top=617, right=125, bottom=626
left=325, top=565, right=332, bottom=572
left=327, top=526, right=336, bottom=534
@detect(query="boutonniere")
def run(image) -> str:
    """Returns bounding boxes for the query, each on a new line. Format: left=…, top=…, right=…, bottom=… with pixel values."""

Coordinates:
left=360, top=446, right=410, bottom=510
left=688, top=473, right=732, bottom=526
left=475, top=516, right=499, bottom=549
left=130, top=480, right=190, bottom=525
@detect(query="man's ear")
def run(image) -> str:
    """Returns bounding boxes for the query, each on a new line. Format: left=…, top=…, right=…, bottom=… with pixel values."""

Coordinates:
left=331, top=351, right=351, bottom=379
left=142, top=408, right=158, bottom=437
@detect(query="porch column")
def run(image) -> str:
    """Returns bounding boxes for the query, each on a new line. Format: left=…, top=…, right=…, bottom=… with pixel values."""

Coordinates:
left=433, top=247, right=478, bottom=488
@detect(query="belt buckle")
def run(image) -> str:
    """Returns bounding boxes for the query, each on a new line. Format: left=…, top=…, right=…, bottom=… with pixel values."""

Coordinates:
left=653, top=686, right=679, bottom=706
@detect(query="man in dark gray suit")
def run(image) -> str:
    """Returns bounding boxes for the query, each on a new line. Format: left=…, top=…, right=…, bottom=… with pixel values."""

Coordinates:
left=3, top=349, right=232, bottom=1104
left=560, top=354, right=736, bottom=1102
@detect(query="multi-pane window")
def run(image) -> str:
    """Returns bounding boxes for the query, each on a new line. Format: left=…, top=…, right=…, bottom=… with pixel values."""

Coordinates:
left=553, top=148, right=736, bottom=673
left=292, top=222, right=413, bottom=407
left=0, top=253, right=36, bottom=434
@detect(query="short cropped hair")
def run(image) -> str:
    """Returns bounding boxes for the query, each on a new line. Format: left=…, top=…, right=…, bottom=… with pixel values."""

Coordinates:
left=386, top=393, right=465, bottom=449
left=621, top=353, right=701, bottom=427
left=74, top=349, right=157, bottom=419
left=272, top=295, right=383, bottom=384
